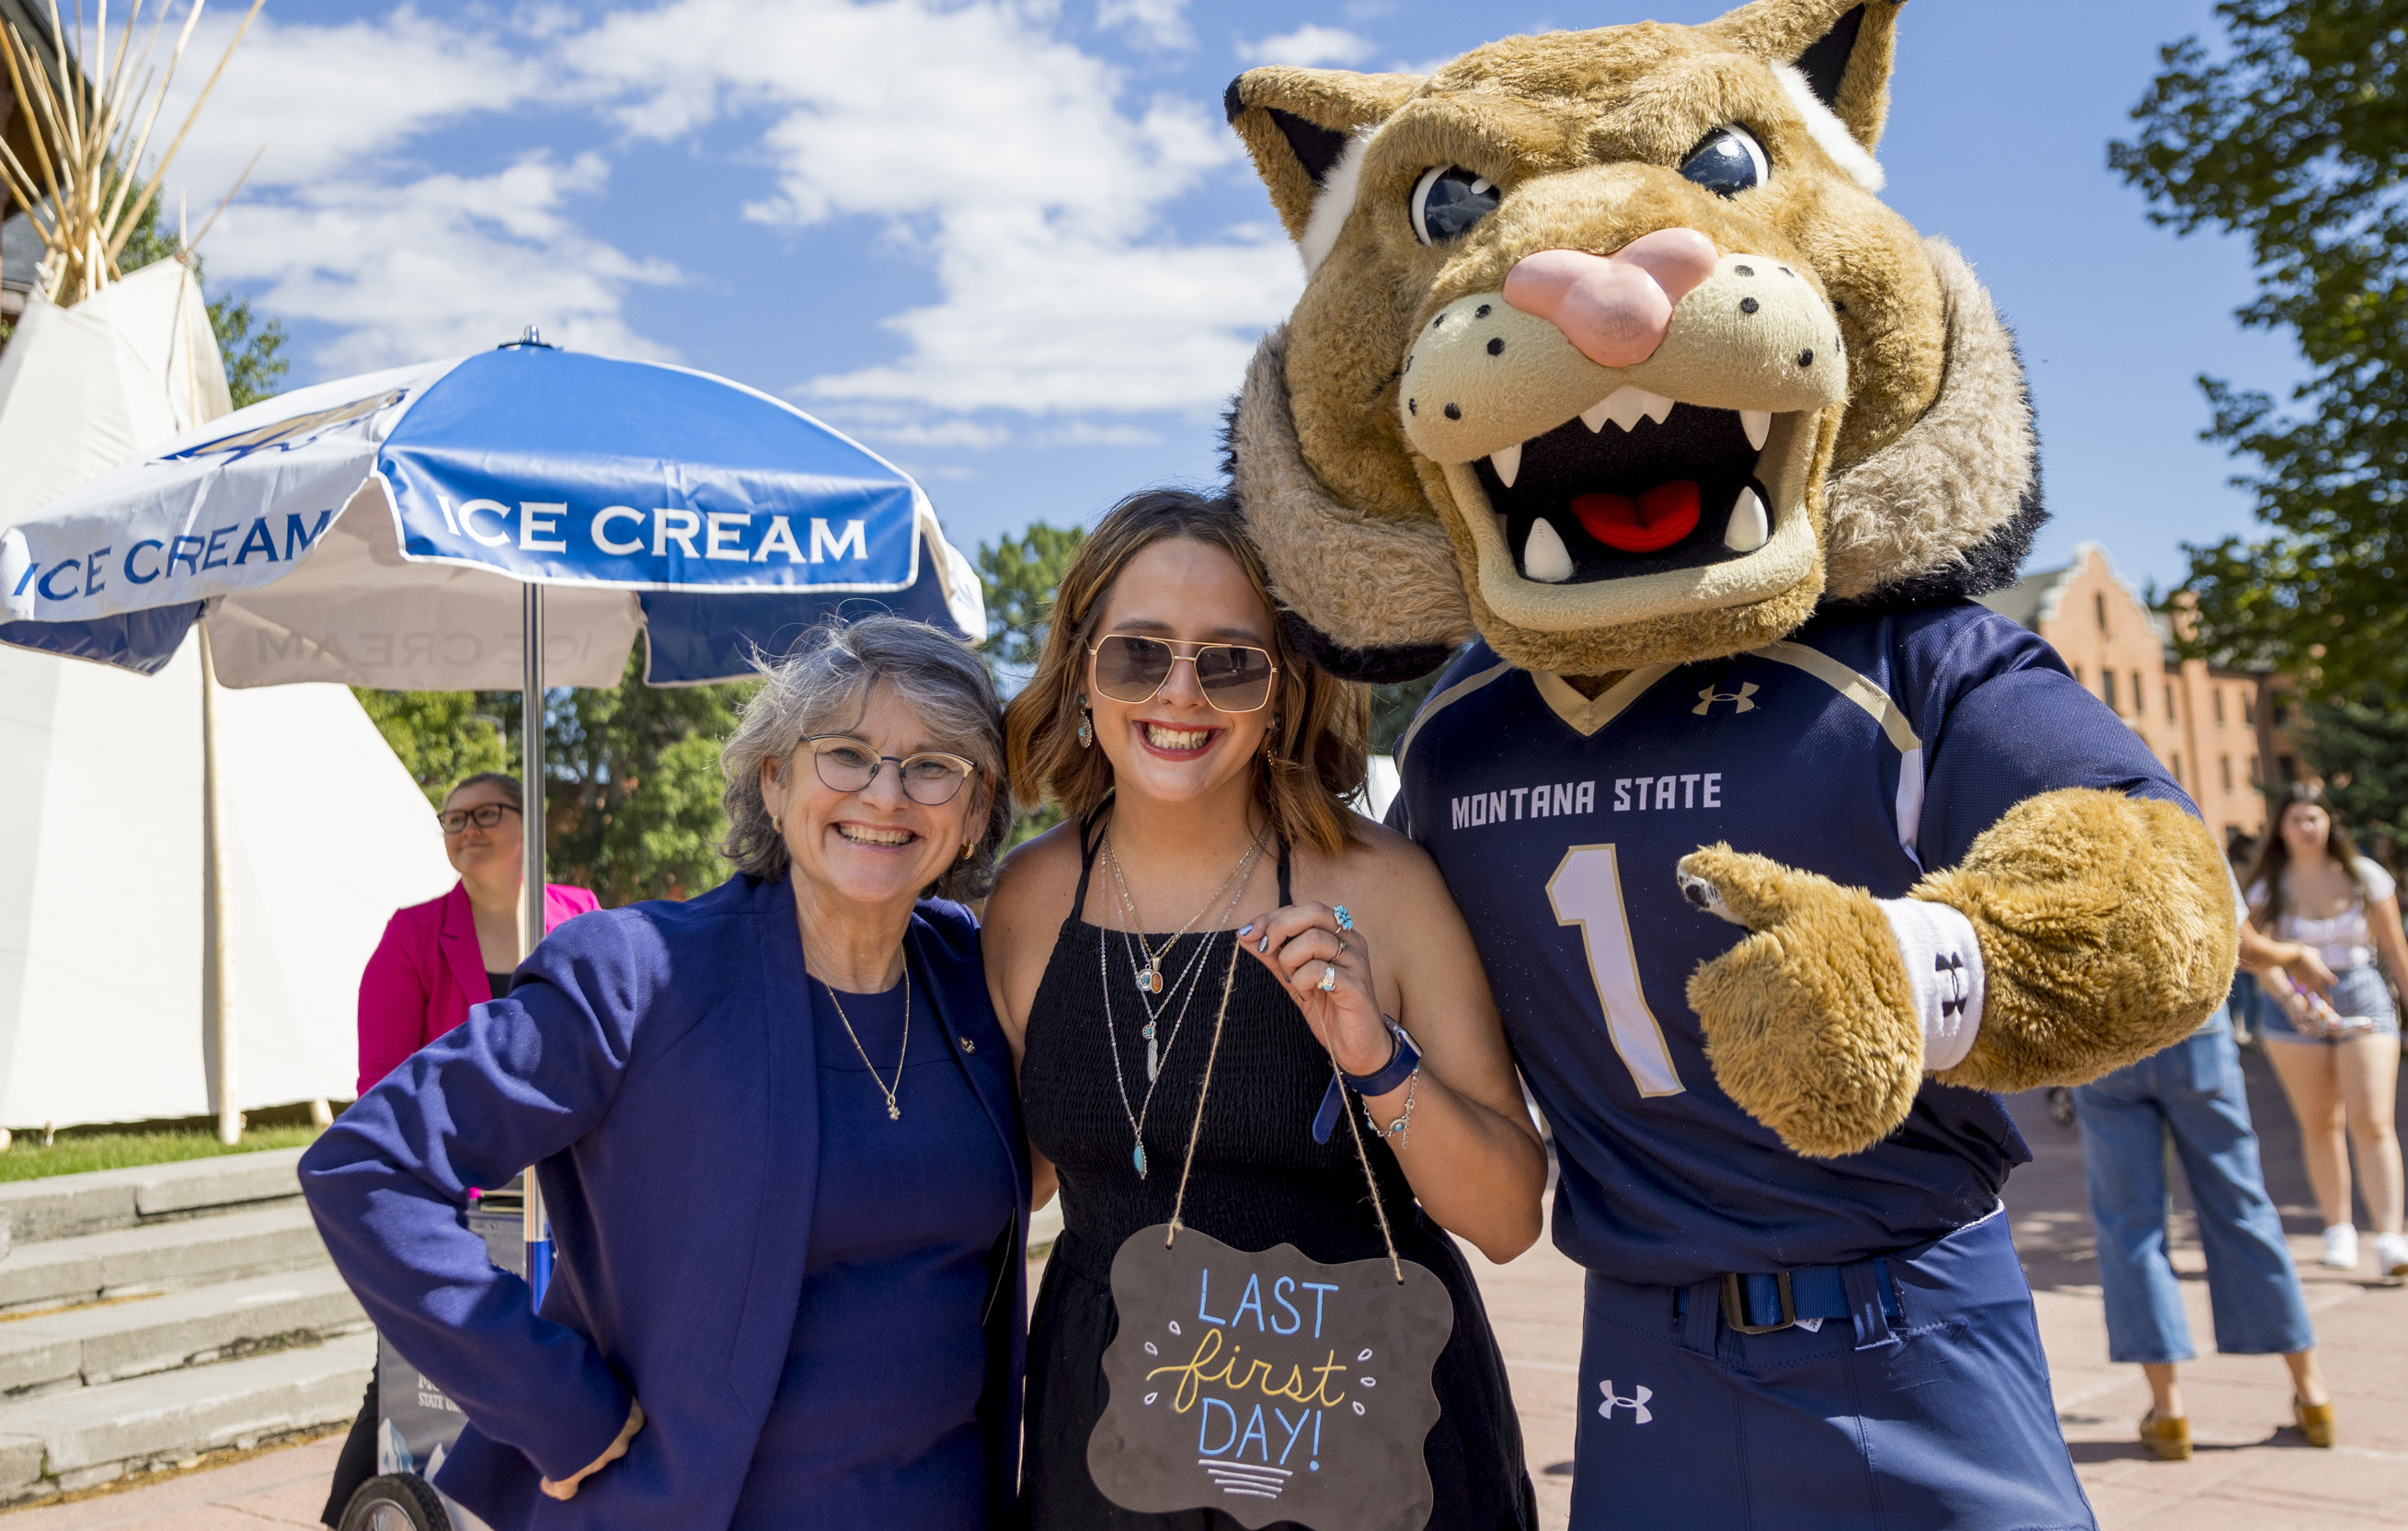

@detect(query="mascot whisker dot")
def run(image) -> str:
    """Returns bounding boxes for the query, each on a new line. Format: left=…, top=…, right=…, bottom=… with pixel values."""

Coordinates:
left=1221, top=2, right=2234, bottom=1523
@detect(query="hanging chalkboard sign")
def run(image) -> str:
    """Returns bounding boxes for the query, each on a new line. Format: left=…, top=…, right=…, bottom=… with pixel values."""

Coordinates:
left=1086, top=1226, right=1454, bottom=1531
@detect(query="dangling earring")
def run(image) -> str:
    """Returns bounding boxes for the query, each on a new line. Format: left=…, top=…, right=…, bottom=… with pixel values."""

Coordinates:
left=1076, top=694, right=1094, bottom=750
left=1262, top=712, right=1281, bottom=756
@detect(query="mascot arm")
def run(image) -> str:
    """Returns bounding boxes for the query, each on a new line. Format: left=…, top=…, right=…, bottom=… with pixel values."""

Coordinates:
left=1677, top=664, right=2237, bottom=1159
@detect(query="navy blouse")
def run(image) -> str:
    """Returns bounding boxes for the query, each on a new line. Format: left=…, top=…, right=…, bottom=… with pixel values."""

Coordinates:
left=728, top=979, right=1015, bottom=1528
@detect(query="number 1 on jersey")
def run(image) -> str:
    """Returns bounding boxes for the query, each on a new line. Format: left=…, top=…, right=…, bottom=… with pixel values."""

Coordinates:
left=1546, top=845, right=1685, bottom=1098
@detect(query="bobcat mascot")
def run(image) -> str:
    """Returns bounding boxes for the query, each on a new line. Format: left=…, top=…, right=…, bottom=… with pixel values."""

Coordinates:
left=1222, top=3, right=2233, bottom=1525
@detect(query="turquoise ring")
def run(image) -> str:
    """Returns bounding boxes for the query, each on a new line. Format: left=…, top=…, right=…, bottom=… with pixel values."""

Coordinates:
left=1333, top=904, right=1354, bottom=931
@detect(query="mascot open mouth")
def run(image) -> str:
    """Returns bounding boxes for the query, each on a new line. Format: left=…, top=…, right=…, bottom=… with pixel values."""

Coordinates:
left=1471, top=393, right=1781, bottom=583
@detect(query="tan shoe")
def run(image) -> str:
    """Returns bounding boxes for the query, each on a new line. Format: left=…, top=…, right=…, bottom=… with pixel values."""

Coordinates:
left=2139, top=1410, right=2193, bottom=1461
left=2294, top=1397, right=2337, bottom=1448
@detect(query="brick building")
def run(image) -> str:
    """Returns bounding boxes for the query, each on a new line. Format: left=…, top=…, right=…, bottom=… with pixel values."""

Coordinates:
left=1979, top=543, right=2298, bottom=852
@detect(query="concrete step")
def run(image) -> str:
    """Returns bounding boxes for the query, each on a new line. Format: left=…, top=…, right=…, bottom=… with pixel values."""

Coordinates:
left=0, top=1266, right=366, bottom=1394
left=0, top=1328, right=372, bottom=1500
left=0, top=1148, right=307, bottom=1245
left=0, top=1203, right=330, bottom=1317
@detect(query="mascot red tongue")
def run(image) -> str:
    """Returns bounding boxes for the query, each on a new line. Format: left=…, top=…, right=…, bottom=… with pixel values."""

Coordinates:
left=1574, top=483, right=1700, bottom=550
left=1218, top=2, right=2234, bottom=1525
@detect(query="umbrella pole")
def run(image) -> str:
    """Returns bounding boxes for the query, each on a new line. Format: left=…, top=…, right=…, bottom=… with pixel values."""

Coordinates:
left=520, top=584, right=554, bottom=1305
left=199, top=624, right=239, bottom=1146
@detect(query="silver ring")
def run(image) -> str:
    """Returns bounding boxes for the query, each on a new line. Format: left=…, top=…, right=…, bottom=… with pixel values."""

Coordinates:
left=1318, top=963, right=1338, bottom=992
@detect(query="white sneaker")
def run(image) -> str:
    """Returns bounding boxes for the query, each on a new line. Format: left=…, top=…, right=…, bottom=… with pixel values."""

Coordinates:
left=2322, top=1224, right=2360, bottom=1270
left=2375, top=1233, right=2408, bottom=1281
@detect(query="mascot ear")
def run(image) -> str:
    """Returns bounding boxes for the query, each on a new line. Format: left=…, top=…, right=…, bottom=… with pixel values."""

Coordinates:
left=1225, top=68, right=1423, bottom=250
left=1708, top=0, right=1903, bottom=153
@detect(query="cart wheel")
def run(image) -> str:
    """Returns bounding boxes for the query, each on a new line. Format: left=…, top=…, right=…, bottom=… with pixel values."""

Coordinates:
left=338, top=1473, right=452, bottom=1531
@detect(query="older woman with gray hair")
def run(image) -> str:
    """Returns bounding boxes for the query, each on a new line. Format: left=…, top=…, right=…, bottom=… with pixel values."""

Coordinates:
left=301, top=615, right=1030, bottom=1531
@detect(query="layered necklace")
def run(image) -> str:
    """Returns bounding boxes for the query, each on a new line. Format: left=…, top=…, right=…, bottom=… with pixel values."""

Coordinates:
left=820, top=967, right=911, bottom=1122
left=1097, top=827, right=1264, bottom=1176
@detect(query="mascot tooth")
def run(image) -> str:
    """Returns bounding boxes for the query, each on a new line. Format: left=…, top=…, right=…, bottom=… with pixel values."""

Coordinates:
left=1221, top=2, right=2234, bottom=1524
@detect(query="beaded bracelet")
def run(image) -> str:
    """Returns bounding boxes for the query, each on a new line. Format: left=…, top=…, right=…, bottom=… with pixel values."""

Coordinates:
left=1364, top=1065, right=1420, bottom=1147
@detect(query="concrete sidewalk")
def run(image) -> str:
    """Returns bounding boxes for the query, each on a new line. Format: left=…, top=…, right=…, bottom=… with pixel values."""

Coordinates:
left=14, top=1041, right=2401, bottom=1528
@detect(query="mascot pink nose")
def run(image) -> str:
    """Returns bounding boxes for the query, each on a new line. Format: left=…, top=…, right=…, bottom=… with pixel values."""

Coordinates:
left=1502, top=229, right=1721, bottom=369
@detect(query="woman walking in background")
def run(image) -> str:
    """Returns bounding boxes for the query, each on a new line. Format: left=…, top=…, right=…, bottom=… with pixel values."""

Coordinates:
left=2073, top=912, right=2336, bottom=1460
left=981, top=489, right=1543, bottom=1529
left=323, top=772, right=598, bottom=1527
left=2247, top=784, right=2408, bottom=1280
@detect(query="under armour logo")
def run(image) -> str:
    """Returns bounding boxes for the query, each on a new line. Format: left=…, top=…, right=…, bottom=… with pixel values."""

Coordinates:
left=1597, top=1380, right=1654, bottom=1424
left=1691, top=683, right=1759, bottom=716
left=1934, top=952, right=1969, bottom=1018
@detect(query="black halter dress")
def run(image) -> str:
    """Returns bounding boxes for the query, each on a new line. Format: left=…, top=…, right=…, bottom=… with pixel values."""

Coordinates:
left=1019, top=820, right=1536, bottom=1531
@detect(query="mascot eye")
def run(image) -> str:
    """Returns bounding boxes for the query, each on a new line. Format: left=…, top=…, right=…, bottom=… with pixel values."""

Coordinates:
left=1410, top=167, right=1500, bottom=245
left=1678, top=126, right=1769, bottom=198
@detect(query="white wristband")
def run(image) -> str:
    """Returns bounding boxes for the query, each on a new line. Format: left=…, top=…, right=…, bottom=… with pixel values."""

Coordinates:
left=1877, top=897, right=1985, bottom=1072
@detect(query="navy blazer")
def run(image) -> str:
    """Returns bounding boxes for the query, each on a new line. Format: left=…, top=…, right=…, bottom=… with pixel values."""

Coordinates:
left=300, top=875, right=1030, bottom=1530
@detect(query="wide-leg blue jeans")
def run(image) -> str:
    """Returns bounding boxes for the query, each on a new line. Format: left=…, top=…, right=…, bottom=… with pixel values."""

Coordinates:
left=2071, top=1011, right=2315, bottom=1364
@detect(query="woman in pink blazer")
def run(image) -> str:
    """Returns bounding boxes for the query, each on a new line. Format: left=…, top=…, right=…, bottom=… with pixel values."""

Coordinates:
left=355, top=772, right=602, bottom=1096
left=328, top=771, right=600, bottom=1526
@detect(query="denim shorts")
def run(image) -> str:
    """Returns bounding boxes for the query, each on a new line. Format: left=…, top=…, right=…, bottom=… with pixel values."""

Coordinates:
left=2260, top=963, right=2401, bottom=1043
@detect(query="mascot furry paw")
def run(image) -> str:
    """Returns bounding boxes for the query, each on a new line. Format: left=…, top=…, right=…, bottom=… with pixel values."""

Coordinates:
left=1221, top=3, right=2232, bottom=1524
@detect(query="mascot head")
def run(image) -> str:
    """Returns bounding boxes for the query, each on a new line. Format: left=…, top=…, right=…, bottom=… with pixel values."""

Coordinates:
left=1225, top=0, right=2041, bottom=681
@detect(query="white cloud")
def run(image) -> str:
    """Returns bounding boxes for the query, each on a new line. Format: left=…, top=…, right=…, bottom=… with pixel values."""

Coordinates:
left=1236, top=24, right=1375, bottom=68
left=1096, top=0, right=1191, bottom=50
left=568, top=0, right=1301, bottom=416
left=847, top=418, right=1015, bottom=450
left=159, top=0, right=1299, bottom=420
left=163, top=8, right=662, bottom=374
left=201, top=154, right=680, bottom=373
left=165, top=10, right=545, bottom=195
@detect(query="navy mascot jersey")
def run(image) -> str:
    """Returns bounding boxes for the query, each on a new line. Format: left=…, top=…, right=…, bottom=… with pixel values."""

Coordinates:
left=1393, top=602, right=2191, bottom=1286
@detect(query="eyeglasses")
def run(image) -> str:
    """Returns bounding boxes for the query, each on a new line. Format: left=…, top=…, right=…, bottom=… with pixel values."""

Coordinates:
left=1088, top=633, right=1278, bottom=714
left=800, top=735, right=979, bottom=805
left=436, top=802, right=522, bottom=835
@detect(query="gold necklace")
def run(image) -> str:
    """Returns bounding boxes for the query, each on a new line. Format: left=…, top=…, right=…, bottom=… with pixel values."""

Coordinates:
left=821, top=968, right=910, bottom=1122
left=1102, top=828, right=1264, bottom=995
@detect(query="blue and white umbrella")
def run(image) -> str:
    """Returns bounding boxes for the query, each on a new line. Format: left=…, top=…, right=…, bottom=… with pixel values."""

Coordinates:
left=0, top=340, right=984, bottom=686
left=0, top=340, right=988, bottom=1289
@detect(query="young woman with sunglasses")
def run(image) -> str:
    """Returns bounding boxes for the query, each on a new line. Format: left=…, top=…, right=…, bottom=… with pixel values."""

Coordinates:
left=983, top=490, right=1545, bottom=1530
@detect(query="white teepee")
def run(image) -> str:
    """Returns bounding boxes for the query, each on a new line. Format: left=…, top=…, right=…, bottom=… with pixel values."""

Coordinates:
left=0, top=259, right=455, bottom=1129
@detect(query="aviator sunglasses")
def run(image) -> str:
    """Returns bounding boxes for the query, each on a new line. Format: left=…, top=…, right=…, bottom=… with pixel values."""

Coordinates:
left=1087, top=633, right=1278, bottom=714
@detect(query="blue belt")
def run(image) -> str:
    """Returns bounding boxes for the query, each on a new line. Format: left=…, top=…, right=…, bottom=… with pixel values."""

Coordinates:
left=1670, top=1259, right=1905, bottom=1353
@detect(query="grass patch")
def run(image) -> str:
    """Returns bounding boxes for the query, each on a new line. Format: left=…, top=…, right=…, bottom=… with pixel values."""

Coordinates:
left=0, top=1126, right=321, bottom=1183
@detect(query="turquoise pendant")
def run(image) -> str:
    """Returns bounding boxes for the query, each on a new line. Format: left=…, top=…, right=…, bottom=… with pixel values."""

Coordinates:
left=1131, top=1142, right=1148, bottom=1177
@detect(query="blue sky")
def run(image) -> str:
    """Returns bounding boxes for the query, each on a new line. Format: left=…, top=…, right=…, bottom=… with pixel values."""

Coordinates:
left=160, top=0, right=2293, bottom=595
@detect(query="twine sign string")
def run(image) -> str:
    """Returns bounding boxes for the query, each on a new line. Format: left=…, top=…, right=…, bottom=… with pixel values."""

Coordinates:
left=1162, top=931, right=1405, bottom=1285
left=1089, top=924, right=1453, bottom=1531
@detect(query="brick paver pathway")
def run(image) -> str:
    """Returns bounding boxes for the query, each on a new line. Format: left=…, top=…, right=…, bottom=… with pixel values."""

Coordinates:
left=16, top=1043, right=2401, bottom=1528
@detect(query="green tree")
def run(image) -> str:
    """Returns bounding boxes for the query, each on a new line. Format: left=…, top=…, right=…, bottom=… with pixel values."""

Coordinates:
left=355, top=647, right=751, bottom=905
left=1370, top=672, right=1441, bottom=756
left=978, top=521, right=1087, bottom=846
left=2299, top=687, right=2408, bottom=861
left=977, top=521, right=1087, bottom=683
left=540, top=653, right=751, bottom=904
left=352, top=690, right=510, bottom=806
left=2113, top=1, right=2408, bottom=695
